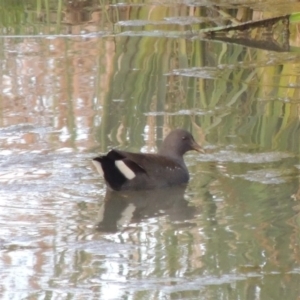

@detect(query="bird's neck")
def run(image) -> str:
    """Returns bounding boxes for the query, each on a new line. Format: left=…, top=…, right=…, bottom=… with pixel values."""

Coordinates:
left=158, top=147, right=184, bottom=162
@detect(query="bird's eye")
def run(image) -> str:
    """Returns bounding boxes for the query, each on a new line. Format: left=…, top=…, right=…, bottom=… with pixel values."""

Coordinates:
left=182, top=136, right=187, bottom=140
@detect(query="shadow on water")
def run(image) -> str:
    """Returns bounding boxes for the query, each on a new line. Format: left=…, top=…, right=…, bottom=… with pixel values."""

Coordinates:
left=95, top=186, right=197, bottom=233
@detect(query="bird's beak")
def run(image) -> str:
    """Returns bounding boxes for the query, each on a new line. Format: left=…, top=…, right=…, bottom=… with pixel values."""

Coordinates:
left=191, top=140, right=205, bottom=154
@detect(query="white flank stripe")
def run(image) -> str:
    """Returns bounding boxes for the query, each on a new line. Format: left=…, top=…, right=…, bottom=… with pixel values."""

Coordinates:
left=92, top=160, right=104, bottom=176
left=115, top=160, right=136, bottom=180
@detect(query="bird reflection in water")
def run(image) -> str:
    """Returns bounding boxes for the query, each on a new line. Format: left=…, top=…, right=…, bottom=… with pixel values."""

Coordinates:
left=95, top=186, right=197, bottom=233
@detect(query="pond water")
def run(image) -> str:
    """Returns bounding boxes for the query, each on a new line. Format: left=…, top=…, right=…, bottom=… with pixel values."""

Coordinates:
left=1, top=1, right=300, bottom=299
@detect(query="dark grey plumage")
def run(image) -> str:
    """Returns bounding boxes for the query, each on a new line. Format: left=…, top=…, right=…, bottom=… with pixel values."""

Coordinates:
left=92, top=129, right=204, bottom=191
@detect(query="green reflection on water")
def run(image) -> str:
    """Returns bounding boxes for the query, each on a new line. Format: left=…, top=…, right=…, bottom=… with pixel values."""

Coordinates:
left=0, top=1, right=300, bottom=300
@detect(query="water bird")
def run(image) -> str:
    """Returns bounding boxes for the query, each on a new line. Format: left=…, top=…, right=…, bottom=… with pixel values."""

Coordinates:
left=92, top=129, right=204, bottom=191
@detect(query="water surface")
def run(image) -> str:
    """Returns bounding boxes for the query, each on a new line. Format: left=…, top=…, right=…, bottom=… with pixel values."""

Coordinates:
left=1, top=1, right=300, bottom=299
